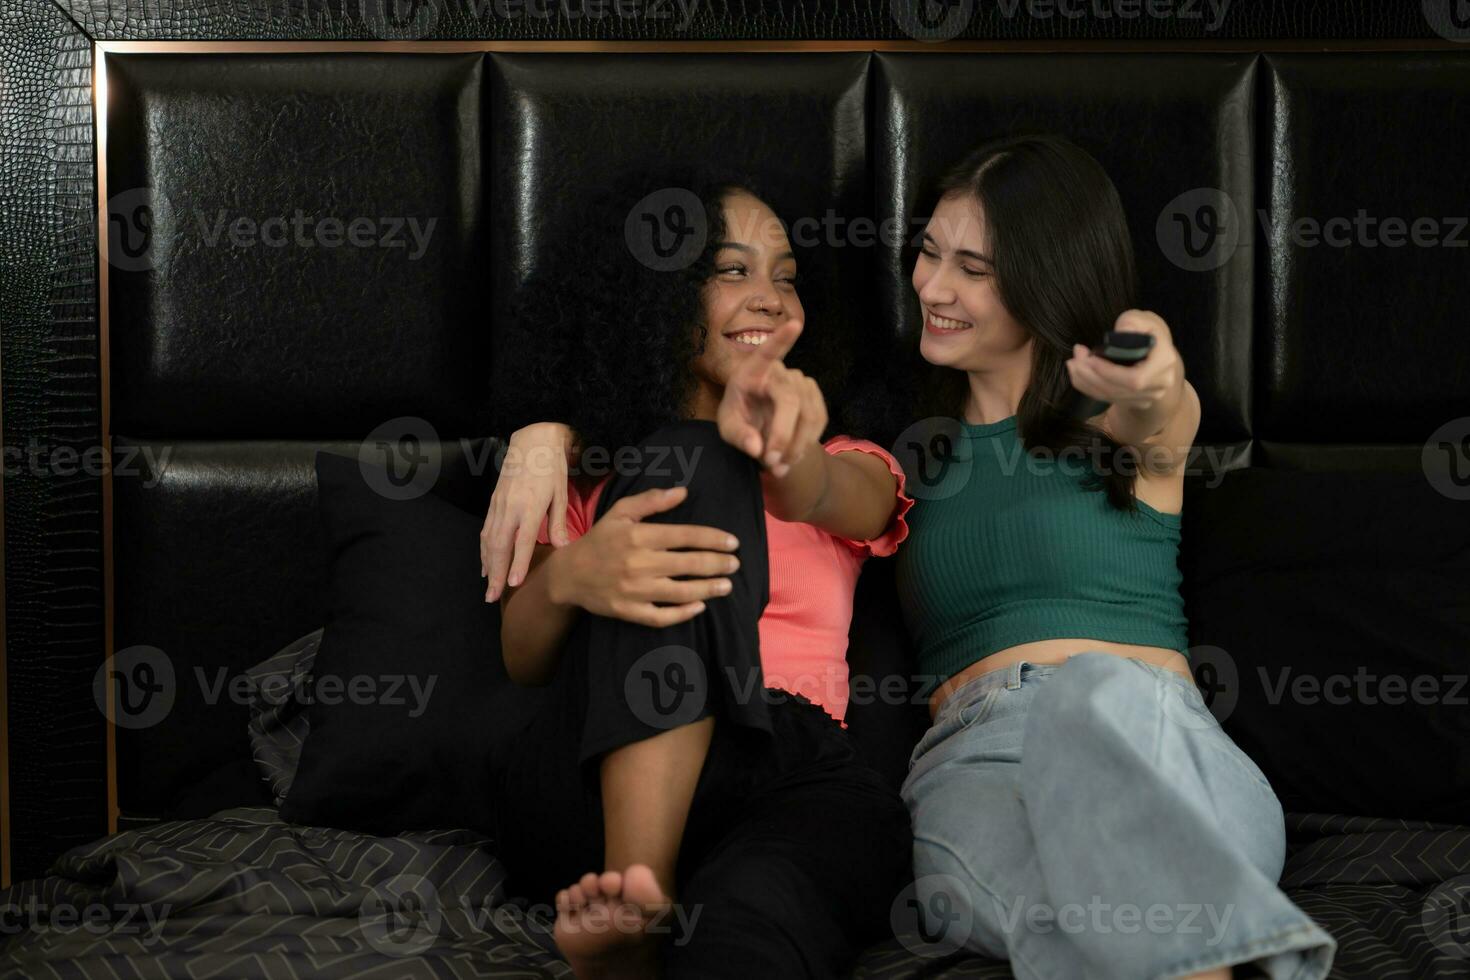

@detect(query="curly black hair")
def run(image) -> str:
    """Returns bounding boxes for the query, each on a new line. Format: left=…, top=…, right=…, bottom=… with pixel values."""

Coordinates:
left=492, top=163, right=854, bottom=459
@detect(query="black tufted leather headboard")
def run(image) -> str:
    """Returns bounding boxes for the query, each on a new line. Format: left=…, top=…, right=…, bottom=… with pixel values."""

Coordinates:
left=93, top=46, right=1470, bottom=831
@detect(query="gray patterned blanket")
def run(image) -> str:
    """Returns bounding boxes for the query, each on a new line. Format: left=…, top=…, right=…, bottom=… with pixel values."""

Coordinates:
left=4, top=810, right=1469, bottom=978
left=0, top=806, right=571, bottom=979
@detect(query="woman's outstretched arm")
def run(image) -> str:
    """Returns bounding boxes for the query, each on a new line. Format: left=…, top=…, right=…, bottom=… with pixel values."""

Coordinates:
left=716, top=321, right=899, bottom=542
left=761, top=444, right=900, bottom=542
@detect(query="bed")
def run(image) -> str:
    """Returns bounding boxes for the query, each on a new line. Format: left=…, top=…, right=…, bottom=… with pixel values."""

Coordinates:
left=4, top=39, right=1470, bottom=980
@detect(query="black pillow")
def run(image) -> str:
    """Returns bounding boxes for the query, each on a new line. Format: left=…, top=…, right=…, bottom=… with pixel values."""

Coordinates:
left=1180, top=467, right=1470, bottom=823
left=280, top=450, right=547, bottom=835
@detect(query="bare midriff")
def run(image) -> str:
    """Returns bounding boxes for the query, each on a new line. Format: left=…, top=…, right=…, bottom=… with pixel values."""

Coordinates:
left=928, top=637, right=1195, bottom=720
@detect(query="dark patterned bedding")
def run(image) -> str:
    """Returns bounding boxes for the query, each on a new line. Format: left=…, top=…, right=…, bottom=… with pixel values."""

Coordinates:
left=0, top=806, right=571, bottom=979
left=4, top=809, right=1468, bottom=979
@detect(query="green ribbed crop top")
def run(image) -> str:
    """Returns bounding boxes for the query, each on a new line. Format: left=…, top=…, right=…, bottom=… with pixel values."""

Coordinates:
left=894, top=414, right=1189, bottom=691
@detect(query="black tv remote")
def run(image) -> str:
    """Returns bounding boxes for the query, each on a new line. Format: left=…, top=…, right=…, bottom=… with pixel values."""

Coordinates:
left=1066, top=330, right=1156, bottom=421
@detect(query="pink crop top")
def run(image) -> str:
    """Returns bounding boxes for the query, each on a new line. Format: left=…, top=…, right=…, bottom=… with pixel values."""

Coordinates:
left=537, top=436, right=913, bottom=724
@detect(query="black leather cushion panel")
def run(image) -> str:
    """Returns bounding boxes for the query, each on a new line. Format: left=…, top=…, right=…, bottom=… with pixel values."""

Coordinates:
left=105, top=53, right=490, bottom=437
left=1255, top=443, right=1429, bottom=473
left=111, top=436, right=498, bottom=816
left=487, top=53, right=874, bottom=424
left=1259, top=54, right=1470, bottom=442
left=874, top=53, right=1256, bottom=444
left=1180, top=468, right=1470, bottom=823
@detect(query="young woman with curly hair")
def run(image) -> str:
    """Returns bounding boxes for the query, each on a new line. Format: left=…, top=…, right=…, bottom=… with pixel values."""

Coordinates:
left=485, top=171, right=914, bottom=980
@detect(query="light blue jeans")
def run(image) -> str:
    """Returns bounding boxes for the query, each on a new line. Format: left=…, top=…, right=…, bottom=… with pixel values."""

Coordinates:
left=901, top=653, right=1338, bottom=980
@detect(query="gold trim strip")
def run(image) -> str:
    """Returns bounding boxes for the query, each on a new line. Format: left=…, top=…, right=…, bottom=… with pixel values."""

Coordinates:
left=92, top=38, right=1465, bottom=54
left=1, top=224, right=9, bottom=888
left=95, top=47, right=119, bottom=839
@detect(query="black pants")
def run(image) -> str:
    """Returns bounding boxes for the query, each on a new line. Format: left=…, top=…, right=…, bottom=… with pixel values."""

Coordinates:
left=490, top=420, right=912, bottom=979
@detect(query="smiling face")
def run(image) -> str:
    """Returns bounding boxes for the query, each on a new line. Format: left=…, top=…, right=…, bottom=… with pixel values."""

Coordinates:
left=690, top=190, right=804, bottom=393
left=912, top=192, right=1032, bottom=373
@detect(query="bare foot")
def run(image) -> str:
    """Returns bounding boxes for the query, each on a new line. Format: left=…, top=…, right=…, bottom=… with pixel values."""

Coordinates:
left=553, top=864, right=673, bottom=979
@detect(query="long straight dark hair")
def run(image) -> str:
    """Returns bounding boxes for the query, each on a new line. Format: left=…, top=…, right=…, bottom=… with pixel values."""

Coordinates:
left=919, top=133, right=1143, bottom=512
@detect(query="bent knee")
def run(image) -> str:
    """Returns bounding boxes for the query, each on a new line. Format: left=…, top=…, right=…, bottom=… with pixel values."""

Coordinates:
left=604, top=423, right=763, bottom=536
left=633, top=420, right=757, bottom=492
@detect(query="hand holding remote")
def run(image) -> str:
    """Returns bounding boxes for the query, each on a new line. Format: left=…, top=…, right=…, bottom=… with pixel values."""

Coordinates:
left=1065, top=329, right=1157, bottom=422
